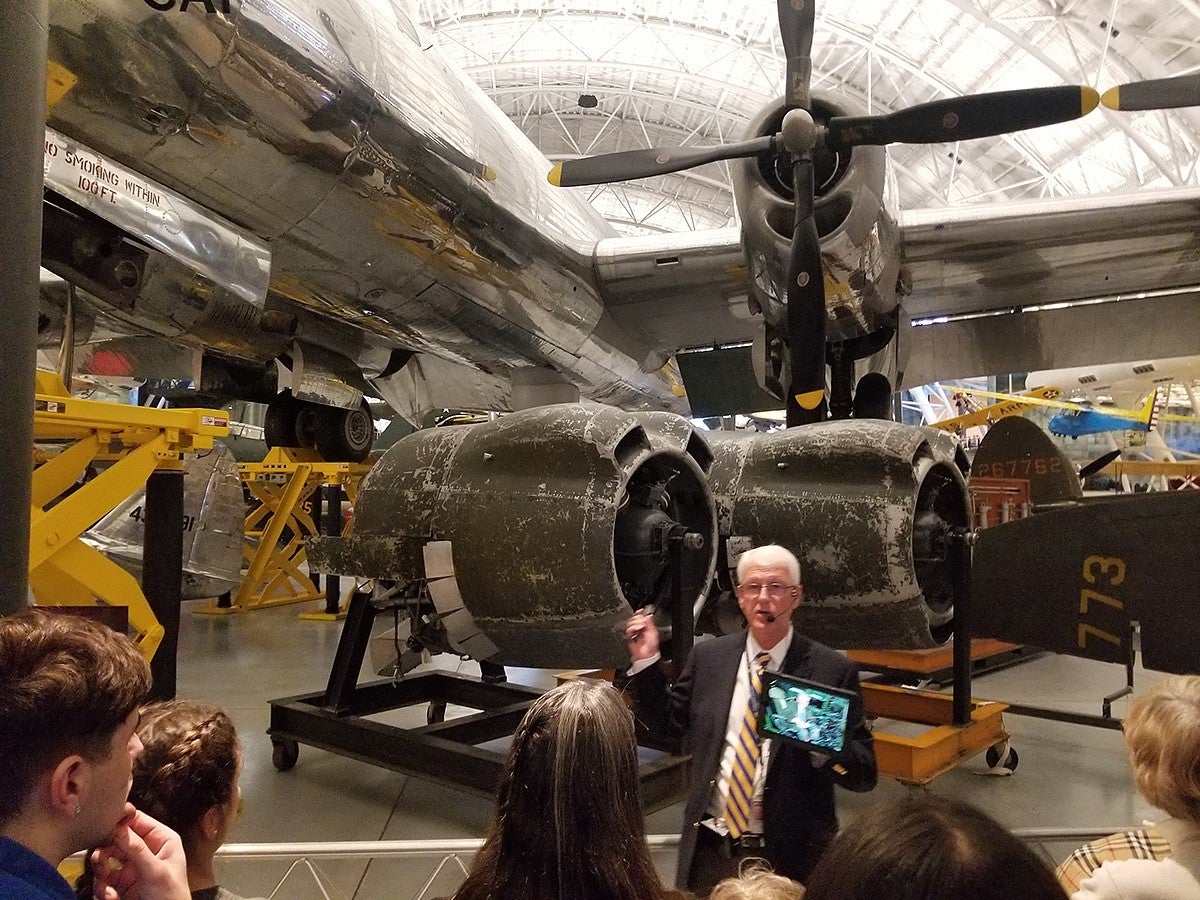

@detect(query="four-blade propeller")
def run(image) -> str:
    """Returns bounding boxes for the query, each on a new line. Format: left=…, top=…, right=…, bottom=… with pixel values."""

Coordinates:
left=547, top=4, right=1187, bottom=427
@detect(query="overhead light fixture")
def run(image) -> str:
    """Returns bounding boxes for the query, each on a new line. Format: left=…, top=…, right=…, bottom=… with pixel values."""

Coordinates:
left=578, top=94, right=598, bottom=108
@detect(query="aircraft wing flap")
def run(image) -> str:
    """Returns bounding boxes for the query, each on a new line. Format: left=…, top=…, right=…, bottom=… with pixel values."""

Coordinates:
left=900, top=187, right=1200, bottom=319
left=593, top=228, right=761, bottom=351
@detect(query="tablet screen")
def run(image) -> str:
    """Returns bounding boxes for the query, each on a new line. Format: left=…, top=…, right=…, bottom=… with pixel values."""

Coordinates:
left=758, top=671, right=857, bottom=756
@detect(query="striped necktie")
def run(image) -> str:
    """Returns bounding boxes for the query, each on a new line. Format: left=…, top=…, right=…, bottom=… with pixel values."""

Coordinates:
left=725, top=650, right=772, bottom=839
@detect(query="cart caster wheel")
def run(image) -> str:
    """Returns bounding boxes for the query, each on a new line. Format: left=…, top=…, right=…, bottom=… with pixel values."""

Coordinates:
left=427, top=700, right=447, bottom=725
left=985, top=741, right=1018, bottom=771
left=272, top=738, right=299, bottom=771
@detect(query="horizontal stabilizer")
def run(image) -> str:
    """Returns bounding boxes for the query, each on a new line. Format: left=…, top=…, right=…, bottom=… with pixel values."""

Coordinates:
left=972, top=491, right=1200, bottom=674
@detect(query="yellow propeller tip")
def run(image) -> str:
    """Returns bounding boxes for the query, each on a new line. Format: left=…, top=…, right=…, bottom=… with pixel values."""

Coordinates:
left=794, top=390, right=825, bottom=411
left=1101, top=86, right=1121, bottom=110
left=1081, top=86, right=1100, bottom=114
left=547, top=165, right=562, bottom=186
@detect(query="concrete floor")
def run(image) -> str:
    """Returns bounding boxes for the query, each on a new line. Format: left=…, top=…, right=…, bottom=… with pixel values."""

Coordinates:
left=174, top=598, right=1168, bottom=899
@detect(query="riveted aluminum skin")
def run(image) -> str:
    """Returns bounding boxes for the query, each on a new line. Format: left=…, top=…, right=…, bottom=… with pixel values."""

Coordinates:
left=342, top=402, right=717, bottom=668
left=82, top=442, right=244, bottom=601
left=707, top=421, right=969, bottom=649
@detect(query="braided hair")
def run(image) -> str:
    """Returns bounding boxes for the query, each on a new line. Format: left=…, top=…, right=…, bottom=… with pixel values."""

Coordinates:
left=128, top=700, right=240, bottom=853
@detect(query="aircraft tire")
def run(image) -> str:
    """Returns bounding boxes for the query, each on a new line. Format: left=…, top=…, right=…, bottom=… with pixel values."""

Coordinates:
left=315, top=401, right=374, bottom=463
left=264, top=390, right=303, bottom=449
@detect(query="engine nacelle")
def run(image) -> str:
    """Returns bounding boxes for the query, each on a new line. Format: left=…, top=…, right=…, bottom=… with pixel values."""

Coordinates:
left=706, top=421, right=969, bottom=649
left=314, top=406, right=971, bottom=667
left=316, top=403, right=717, bottom=669
left=732, top=93, right=902, bottom=349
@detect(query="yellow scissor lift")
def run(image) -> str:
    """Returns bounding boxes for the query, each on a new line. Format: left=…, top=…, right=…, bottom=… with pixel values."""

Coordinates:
left=196, top=447, right=371, bottom=619
left=31, top=371, right=229, bottom=660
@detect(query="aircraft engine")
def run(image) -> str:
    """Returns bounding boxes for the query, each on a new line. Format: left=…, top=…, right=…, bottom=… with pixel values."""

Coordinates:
left=316, top=403, right=717, bottom=669
left=732, top=91, right=903, bottom=388
left=706, top=421, right=969, bottom=649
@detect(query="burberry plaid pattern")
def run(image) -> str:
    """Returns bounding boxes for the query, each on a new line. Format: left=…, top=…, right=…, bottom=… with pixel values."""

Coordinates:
left=1055, top=828, right=1170, bottom=892
left=725, top=650, right=772, bottom=838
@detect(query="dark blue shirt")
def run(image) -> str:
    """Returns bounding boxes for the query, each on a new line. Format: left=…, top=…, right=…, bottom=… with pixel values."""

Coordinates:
left=0, top=837, right=74, bottom=900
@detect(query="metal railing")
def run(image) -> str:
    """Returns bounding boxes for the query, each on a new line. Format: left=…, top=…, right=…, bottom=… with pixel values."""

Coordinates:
left=211, top=828, right=1125, bottom=899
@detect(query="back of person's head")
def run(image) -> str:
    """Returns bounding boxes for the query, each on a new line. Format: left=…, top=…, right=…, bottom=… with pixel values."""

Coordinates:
left=0, top=609, right=151, bottom=828
left=454, top=679, right=665, bottom=900
left=1123, top=674, right=1200, bottom=823
left=803, top=794, right=1066, bottom=900
left=128, top=700, right=241, bottom=854
left=710, top=860, right=805, bottom=899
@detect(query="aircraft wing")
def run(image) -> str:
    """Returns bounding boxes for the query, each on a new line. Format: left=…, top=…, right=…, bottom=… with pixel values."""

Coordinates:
left=593, top=228, right=758, bottom=350
left=926, top=386, right=1064, bottom=432
left=898, top=187, right=1200, bottom=388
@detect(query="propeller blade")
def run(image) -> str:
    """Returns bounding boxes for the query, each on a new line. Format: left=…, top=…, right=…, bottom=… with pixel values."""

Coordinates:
left=1079, top=450, right=1122, bottom=480
left=777, top=0, right=815, bottom=109
left=825, top=85, right=1099, bottom=149
left=1102, top=73, right=1200, bottom=111
left=548, top=136, right=774, bottom=187
left=785, top=156, right=827, bottom=427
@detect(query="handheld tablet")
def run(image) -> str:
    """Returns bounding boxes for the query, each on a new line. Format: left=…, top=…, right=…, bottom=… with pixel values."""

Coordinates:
left=758, top=671, right=859, bottom=756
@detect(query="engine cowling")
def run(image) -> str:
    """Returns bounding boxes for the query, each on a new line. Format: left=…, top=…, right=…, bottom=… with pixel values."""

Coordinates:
left=313, top=405, right=971, bottom=667
left=706, top=421, right=969, bottom=649
left=732, top=93, right=903, bottom=355
left=317, top=402, right=717, bottom=669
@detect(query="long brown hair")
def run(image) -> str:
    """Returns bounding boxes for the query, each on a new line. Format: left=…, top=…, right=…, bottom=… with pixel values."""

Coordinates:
left=454, top=679, right=672, bottom=900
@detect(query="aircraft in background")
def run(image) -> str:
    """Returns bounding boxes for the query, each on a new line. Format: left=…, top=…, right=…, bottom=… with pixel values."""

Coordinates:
left=1028, top=356, right=1200, bottom=408
left=925, top=386, right=1064, bottom=434
left=954, top=385, right=1200, bottom=439
left=36, top=0, right=1200, bottom=669
left=1047, top=388, right=1167, bottom=439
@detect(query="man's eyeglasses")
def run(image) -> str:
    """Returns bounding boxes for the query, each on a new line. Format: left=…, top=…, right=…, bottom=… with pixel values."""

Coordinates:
left=736, top=582, right=795, bottom=600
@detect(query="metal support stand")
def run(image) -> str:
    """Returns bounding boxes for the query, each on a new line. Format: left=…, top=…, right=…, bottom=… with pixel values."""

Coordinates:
left=950, top=528, right=972, bottom=726
left=668, top=531, right=693, bottom=671
left=144, top=469, right=184, bottom=700
left=269, top=591, right=690, bottom=808
left=1102, top=626, right=1137, bottom=719
left=320, top=485, right=342, bottom=615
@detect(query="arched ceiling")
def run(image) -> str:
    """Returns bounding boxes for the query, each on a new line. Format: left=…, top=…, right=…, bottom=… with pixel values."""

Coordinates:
left=415, top=0, right=1200, bottom=235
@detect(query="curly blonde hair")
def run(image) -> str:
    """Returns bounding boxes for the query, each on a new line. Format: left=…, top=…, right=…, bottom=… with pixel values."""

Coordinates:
left=1123, top=675, right=1200, bottom=823
left=710, top=860, right=806, bottom=899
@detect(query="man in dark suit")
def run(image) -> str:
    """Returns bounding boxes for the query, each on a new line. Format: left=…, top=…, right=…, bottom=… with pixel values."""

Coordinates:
left=624, top=544, right=876, bottom=893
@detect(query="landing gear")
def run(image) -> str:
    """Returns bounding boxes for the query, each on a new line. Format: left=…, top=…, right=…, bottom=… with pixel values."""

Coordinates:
left=264, top=390, right=374, bottom=462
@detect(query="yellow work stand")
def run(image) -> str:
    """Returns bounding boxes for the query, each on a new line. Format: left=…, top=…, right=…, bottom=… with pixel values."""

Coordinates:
left=30, top=371, right=229, bottom=660
left=196, top=447, right=370, bottom=618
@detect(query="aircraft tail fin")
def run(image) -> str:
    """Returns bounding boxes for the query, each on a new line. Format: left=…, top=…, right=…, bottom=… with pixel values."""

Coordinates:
left=971, top=416, right=1082, bottom=505
left=1142, top=386, right=1169, bottom=431
left=971, top=491, right=1200, bottom=674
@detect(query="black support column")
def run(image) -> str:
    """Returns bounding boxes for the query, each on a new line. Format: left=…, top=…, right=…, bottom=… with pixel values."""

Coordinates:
left=144, top=468, right=184, bottom=699
left=0, top=0, right=48, bottom=614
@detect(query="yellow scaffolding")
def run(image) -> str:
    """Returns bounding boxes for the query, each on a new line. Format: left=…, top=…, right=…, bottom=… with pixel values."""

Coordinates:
left=30, top=371, right=229, bottom=660
left=196, top=448, right=370, bottom=617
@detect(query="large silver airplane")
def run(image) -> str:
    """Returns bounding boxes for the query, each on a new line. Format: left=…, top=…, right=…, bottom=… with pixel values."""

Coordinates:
left=40, top=0, right=1200, bottom=668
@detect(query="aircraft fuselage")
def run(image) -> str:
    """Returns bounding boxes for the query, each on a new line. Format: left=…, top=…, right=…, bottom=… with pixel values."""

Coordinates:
left=46, top=0, right=682, bottom=410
